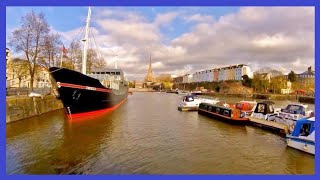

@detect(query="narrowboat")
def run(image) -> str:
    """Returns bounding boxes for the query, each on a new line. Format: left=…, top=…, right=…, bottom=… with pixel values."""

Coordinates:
left=198, top=102, right=250, bottom=124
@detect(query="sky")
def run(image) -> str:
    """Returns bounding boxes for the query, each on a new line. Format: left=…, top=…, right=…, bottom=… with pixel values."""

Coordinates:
left=6, top=6, right=315, bottom=81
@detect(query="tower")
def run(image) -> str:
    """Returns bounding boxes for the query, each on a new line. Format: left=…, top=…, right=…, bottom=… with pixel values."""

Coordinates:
left=144, top=55, right=154, bottom=84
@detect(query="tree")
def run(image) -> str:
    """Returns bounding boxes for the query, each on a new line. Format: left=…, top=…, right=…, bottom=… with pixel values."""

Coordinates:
left=288, top=71, right=297, bottom=82
left=9, top=11, right=50, bottom=90
left=69, top=40, right=82, bottom=70
left=242, top=75, right=252, bottom=87
left=40, top=33, right=62, bottom=68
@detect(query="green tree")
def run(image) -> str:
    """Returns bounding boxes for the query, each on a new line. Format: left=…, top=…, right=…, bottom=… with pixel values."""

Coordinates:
left=288, top=71, right=297, bottom=82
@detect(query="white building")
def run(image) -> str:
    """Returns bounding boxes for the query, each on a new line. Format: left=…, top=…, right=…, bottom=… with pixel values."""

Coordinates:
left=182, top=74, right=193, bottom=83
left=235, top=64, right=253, bottom=80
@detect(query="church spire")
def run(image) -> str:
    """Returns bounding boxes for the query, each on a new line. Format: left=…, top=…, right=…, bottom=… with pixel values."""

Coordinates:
left=145, top=55, right=154, bottom=83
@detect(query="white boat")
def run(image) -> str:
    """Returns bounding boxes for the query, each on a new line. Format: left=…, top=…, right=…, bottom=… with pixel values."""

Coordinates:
left=251, top=101, right=278, bottom=121
left=274, top=103, right=313, bottom=132
left=286, top=117, right=315, bottom=155
left=178, top=95, right=219, bottom=111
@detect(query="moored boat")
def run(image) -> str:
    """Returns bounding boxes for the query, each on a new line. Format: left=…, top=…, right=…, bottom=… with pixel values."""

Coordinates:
left=274, top=103, right=313, bottom=132
left=49, top=7, right=128, bottom=118
left=178, top=95, right=219, bottom=111
left=235, top=100, right=257, bottom=117
left=251, top=101, right=278, bottom=121
left=286, top=117, right=315, bottom=155
left=198, top=102, right=250, bottom=124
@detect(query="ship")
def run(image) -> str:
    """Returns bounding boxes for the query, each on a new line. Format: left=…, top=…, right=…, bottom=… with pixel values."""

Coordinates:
left=49, top=7, right=128, bottom=118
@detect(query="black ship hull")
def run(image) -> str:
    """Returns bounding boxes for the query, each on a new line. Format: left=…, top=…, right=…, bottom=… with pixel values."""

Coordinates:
left=49, top=67, right=128, bottom=118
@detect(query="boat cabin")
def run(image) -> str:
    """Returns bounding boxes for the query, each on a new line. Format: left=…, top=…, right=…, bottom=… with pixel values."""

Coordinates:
left=89, top=68, right=125, bottom=81
left=281, top=104, right=307, bottom=115
left=235, top=101, right=256, bottom=112
left=182, top=95, right=197, bottom=102
left=290, top=117, right=315, bottom=137
left=253, top=101, right=275, bottom=115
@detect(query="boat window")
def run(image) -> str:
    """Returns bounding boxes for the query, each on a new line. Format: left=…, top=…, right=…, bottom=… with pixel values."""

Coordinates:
left=101, top=72, right=105, bottom=74
left=216, top=107, right=220, bottom=113
left=236, top=103, right=243, bottom=109
left=268, top=105, right=274, bottom=113
left=111, top=72, right=115, bottom=75
left=204, top=105, right=208, bottom=110
left=223, top=110, right=230, bottom=116
left=116, top=72, right=121, bottom=75
left=106, top=72, right=110, bottom=74
left=187, top=97, right=194, bottom=102
left=257, top=104, right=265, bottom=113
left=299, top=123, right=311, bottom=136
left=208, top=106, right=212, bottom=111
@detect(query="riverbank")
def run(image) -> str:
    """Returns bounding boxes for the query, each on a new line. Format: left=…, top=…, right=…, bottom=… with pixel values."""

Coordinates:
left=6, top=95, right=63, bottom=123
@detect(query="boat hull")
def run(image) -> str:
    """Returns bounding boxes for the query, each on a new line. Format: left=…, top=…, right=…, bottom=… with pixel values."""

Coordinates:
left=49, top=67, right=128, bottom=118
left=198, top=103, right=249, bottom=124
left=286, top=136, right=315, bottom=155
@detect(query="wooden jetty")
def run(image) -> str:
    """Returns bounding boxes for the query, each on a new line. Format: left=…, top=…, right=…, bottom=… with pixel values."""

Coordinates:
left=249, top=117, right=289, bottom=136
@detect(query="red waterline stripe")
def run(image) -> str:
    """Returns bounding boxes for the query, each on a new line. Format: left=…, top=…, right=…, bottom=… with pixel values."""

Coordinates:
left=68, top=98, right=127, bottom=119
left=58, top=82, right=112, bottom=93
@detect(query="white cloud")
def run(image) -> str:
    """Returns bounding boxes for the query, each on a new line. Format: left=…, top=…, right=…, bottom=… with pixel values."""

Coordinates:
left=9, top=7, right=313, bottom=80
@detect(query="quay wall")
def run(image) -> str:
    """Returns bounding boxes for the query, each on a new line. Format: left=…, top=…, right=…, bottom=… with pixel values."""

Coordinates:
left=6, top=95, right=63, bottom=123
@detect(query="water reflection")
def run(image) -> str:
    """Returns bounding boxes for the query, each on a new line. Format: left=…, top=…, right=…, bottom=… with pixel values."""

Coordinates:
left=6, top=92, right=314, bottom=174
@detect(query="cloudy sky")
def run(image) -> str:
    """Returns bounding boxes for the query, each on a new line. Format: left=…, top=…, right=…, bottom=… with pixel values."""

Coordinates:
left=6, top=7, right=314, bottom=80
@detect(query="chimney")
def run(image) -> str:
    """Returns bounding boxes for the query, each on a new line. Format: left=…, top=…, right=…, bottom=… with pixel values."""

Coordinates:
left=308, top=66, right=312, bottom=73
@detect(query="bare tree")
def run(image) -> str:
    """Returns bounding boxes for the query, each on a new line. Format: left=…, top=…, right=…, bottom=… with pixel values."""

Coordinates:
left=69, top=40, right=82, bottom=70
left=40, top=33, right=62, bottom=68
left=9, top=11, right=50, bottom=90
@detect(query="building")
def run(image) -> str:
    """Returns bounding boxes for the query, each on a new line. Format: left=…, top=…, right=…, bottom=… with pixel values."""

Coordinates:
left=284, top=66, right=315, bottom=87
left=6, top=48, right=12, bottom=64
left=213, top=68, right=219, bottom=81
left=182, top=74, right=193, bottom=83
left=144, top=56, right=155, bottom=86
left=173, top=64, right=253, bottom=84
left=134, top=81, right=144, bottom=89
left=296, top=66, right=315, bottom=85
left=6, top=59, right=51, bottom=89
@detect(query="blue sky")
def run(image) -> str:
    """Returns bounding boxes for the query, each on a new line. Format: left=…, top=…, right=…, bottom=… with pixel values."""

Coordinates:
left=6, top=6, right=239, bottom=44
left=6, top=7, right=314, bottom=80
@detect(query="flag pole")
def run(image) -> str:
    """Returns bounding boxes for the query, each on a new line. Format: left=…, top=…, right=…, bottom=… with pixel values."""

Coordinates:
left=60, top=46, right=63, bottom=67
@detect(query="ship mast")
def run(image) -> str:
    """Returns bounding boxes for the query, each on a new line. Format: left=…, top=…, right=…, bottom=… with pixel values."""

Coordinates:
left=82, top=7, right=91, bottom=75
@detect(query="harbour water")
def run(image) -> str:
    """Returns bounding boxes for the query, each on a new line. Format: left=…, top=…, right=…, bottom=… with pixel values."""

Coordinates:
left=6, top=92, right=314, bottom=174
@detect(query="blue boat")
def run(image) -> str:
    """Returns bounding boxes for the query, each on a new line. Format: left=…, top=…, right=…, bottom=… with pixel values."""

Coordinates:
left=286, top=117, right=315, bottom=155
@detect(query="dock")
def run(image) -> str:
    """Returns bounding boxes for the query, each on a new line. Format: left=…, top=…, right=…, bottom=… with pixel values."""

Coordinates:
left=249, top=117, right=289, bottom=136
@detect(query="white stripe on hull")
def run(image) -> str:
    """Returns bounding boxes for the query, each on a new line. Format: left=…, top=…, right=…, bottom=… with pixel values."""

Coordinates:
left=286, top=139, right=315, bottom=155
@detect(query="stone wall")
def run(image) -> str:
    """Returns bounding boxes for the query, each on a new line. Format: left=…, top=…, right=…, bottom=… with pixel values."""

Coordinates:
left=6, top=95, right=63, bottom=123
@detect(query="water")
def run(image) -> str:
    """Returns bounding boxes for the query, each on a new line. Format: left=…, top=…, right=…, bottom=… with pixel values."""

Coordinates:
left=6, top=92, right=315, bottom=174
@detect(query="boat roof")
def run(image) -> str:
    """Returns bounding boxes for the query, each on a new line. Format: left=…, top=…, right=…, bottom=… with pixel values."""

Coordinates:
left=259, top=101, right=275, bottom=104
left=287, top=103, right=307, bottom=107
left=307, top=117, right=315, bottom=121
left=239, top=100, right=257, bottom=104
left=91, top=68, right=123, bottom=73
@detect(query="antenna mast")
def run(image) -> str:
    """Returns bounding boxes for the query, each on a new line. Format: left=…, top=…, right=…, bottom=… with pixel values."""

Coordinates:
left=82, top=7, right=91, bottom=74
